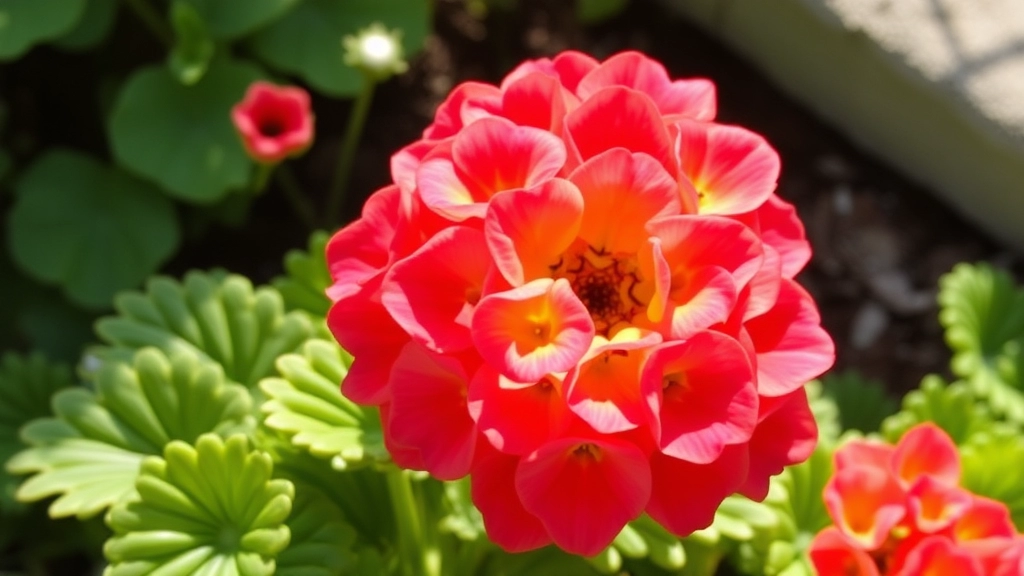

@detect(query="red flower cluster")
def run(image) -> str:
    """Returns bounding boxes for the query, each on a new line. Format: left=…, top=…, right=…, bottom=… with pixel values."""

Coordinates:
left=326, top=51, right=835, bottom=555
left=810, top=423, right=1024, bottom=575
left=232, top=81, right=314, bottom=164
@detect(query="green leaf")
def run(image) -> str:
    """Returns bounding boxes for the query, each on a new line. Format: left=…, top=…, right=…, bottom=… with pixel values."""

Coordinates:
left=0, top=353, right=74, bottom=513
left=95, top=271, right=315, bottom=388
left=7, top=349, right=252, bottom=519
left=168, top=0, right=215, bottom=86
left=54, top=0, right=118, bottom=51
left=960, top=426, right=1024, bottom=530
left=0, top=0, right=87, bottom=60
left=260, top=340, right=382, bottom=470
left=805, top=380, right=841, bottom=447
left=276, top=481, right=356, bottom=576
left=109, top=58, right=263, bottom=203
left=103, top=434, right=294, bottom=576
left=819, top=371, right=897, bottom=435
left=576, top=0, right=629, bottom=24
left=248, top=0, right=429, bottom=97
left=7, top=149, right=180, bottom=309
left=273, top=230, right=332, bottom=319
left=179, top=0, right=300, bottom=39
left=881, top=375, right=999, bottom=444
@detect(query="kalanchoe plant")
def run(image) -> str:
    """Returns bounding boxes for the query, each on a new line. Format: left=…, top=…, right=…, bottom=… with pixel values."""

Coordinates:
left=323, top=49, right=836, bottom=555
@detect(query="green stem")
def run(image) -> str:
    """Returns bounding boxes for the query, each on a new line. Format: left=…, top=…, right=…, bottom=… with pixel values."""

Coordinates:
left=275, top=164, right=318, bottom=231
left=327, top=76, right=376, bottom=225
left=121, top=0, right=174, bottom=48
left=385, top=468, right=438, bottom=576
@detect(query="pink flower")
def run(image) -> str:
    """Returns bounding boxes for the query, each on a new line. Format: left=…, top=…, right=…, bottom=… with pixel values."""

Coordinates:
left=231, top=81, right=314, bottom=164
left=326, top=50, right=835, bottom=555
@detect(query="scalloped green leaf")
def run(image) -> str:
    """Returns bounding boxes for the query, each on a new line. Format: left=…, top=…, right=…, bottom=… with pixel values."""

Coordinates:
left=276, top=481, right=356, bottom=576
left=819, top=371, right=897, bottom=435
left=95, top=271, right=315, bottom=388
left=179, top=0, right=300, bottom=39
left=260, top=340, right=381, bottom=470
left=881, top=375, right=999, bottom=444
left=109, top=59, right=263, bottom=202
left=54, top=0, right=117, bottom=51
left=104, top=434, right=294, bottom=576
left=0, top=0, right=87, bottom=59
left=0, top=353, right=74, bottom=512
left=273, top=230, right=332, bottom=319
left=960, top=426, right=1024, bottom=530
left=8, top=149, right=180, bottom=308
left=7, top=349, right=252, bottom=519
left=248, top=0, right=430, bottom=97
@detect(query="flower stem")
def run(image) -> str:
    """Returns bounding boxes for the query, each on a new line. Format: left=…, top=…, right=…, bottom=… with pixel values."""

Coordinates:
left=274, top=164, right=318, bottom=230
left=121, top=0, right=174, bottom=48
left=327, top=76, right=376, bottom=225
left=385, top=468, right=438, bottom=576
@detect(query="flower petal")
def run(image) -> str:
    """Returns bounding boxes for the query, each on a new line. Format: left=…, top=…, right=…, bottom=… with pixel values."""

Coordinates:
left=674, top=119, right=780, bottom=216
left=516, top=436, right=651, bottom=556
left=897, top=535, right=984, bottom=576
left=739, top=387, right=818, bottom=500
left=824, top=464, right=906, bottom=550
left=328, top=284, right=407, bottom=405
left=387, top=343, right=478, bottom=480
left=454, top=116, right=567, bottom=198
left=809, top=527, right=882, bottom=576
left=382, top=227, right=491, bottom=354
left=501, top=72, right=580, bottom=134
left=564, top=86, right=676, bottom=176
left=472, top=278, right=595, bottom=383
left=891, top=422, right=961, bottom=488
left=577, top=51, right=715, bottom=120
left=908, top=476, right=973, bottom=534
left=484, top=179, right=584, bottom=286
left=646, top=444, right=748, bottom=537
left=641, top=331, right=758, bottom=463
left=468, top=366, right=569, bottom=455
left=326, top=185, right=401, bottom=299
left=471, top=449, right=552, bottom=552
left=569, top=148, right=681, bottom=254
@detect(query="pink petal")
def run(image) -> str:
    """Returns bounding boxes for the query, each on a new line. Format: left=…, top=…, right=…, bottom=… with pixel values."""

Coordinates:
left=424, top=81, right=502, bottom=140
left=752, top=194, right=811, bottom=279
left=471, top=449, right=552, bottom=552
left=391, top=140, right=437, bottom=194
left=468, top=366, right=569, bottom=455
left=568, top=148, right=681, bottom=255
left=646, top=444, right=748, bottom=537
left=387, top=343, right=478, bottom=480
left=808, top=527, right=882, bottom=576
left=641, top=331, right=758, bottom=463
left=382, top=227, right=492, bottom=354
left=646, top=215, right=764, bottom=294
left=515, top=436, right=651, bottom=556
left=565, top=331, right=662, bottom=434
left=484, top=179, right=584, bottom=286
left=328, top=283, right=407, bottom=405
left=379, top=402, right=425, bottom=470
left=563, top=86, right=676, bottom=176
left=576, top=51, right=716, bottom=120
left=897, top=535, right=984, bottom=576
left=553, top=51, right=600, bottom=92
left=471, top=278, right=595, bottom=383
left=453, top=117, right=567, bottom=200
left=417, top=154, right=481, bottom=221
left=744, top=278, right=835, bottom=397
left=501, top=72, right=580, bottom=134
left=823, top=465, right=907, bottom=550
left=891, top=423, right=961, bottom=488
left=739, top=387, right=818, bottom=500
left=834, top=439, right=896, bottom=474
left=953, top=496, right=1016, bottom=541
left=674, top=119, right=780, bottom=216
left=907, top=476, right=973, bottom=533
left=325, top=185, right=400, bottom=298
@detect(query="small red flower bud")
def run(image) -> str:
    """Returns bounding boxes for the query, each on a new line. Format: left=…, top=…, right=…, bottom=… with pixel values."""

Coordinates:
left=231, top=81, right=314, bottom=164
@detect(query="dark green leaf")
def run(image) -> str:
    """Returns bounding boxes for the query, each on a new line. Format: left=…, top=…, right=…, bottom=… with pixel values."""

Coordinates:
left=179, top=0, right=301, bottom=39
left=0, top=0, right=87, bottom=60
left=168, top=0, right=215, bottom=86
left=576, top=0, right=629, bottom=24
left=248, top=0, right=429, bottom=97
left=54, top=0, right=118, bottom=51
left=819, top=371, right=897, bottom=434
left=7, top=149, right=180, bottom=309
left=109, top=59, right=263, bottom=202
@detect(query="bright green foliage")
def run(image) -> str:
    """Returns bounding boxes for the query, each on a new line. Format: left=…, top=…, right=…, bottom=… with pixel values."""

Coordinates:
left=881, top=375, right=998, bottom=444
left=0, top=353, right=74, bottom=512
left=276, top=481, right=356, bottom=576
left=179, top=0, right=301, bottom=39
left=960, top=426, right=1024, bottom=530
left=103, top=434, right=294, bottom=576
left=248, top=0, right=430, bottom=97
left=53, top=0, right=117, bottom=51
left=805, top=380, right=841, bottom=447
left=7, top=349, right=251, bottom=519
left=734, top=446, right=834, bottom=576
left=260, top=339, right=384, bottom=470
left=614, top=515, right=687, bottom=572
left=476, top=545, right=599, bottom=575
left=95, top=271, right=315, bottom=388
left=273, top=230, right=332, bottom=319
left=939, top=262, right=1024, bottom=421
left=168, top=0, right=216, bottom=86
left=8, top=149, right=180, bottom=308
left=109, top=58, right=264, bottom=202
left=819, top=371, right=897, bottom=435
left=0, top=0, right=87, bottom=59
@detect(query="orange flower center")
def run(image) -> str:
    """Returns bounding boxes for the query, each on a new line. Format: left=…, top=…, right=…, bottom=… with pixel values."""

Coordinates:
left=550, top=242, right=650, bottom=337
